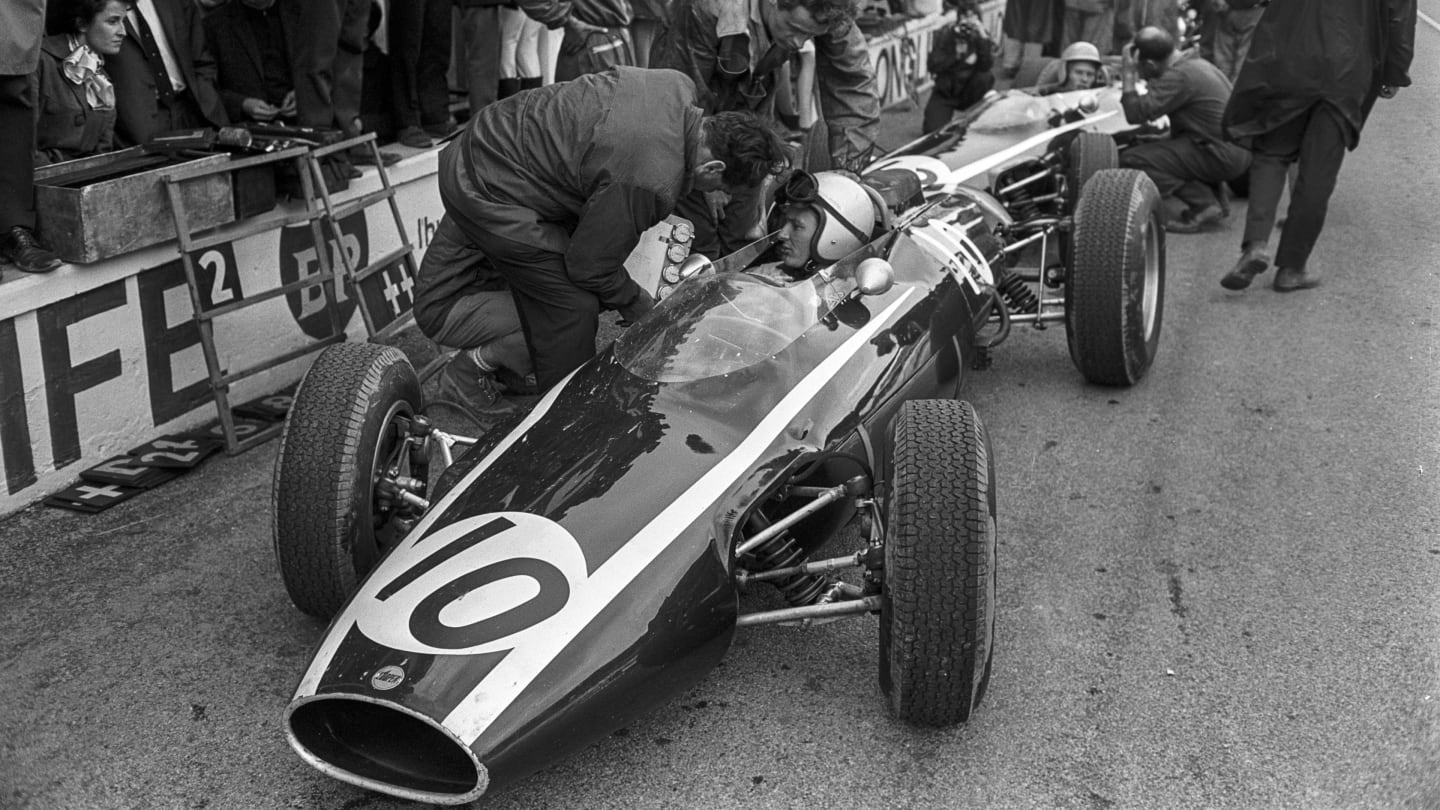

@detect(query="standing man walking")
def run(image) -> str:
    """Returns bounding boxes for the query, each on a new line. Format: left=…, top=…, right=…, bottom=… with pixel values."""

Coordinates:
left=1218, top=0, right=1416, bottom=292
left=0, top=0, right=63, bottom=278
left=437, top=67, right=787, bottom=391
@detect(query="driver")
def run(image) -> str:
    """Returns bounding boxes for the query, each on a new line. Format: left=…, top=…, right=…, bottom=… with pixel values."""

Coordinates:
left=1034, top=41, right=1111, bottom=95
left=747, top=170, right=878, bottom=282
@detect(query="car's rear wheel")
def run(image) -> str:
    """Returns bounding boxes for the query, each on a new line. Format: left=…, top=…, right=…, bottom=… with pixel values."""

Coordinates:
left=1065, top=168, right=1165, bottom=386
left=273, top=342, right=423, bottom=619
left=879, top=399, right=997, bottom=726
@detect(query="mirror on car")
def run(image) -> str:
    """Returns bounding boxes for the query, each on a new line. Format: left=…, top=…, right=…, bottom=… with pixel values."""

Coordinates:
left=677, top=253, right=715, bottom=280
left=854, top=258, right=895, bottom=298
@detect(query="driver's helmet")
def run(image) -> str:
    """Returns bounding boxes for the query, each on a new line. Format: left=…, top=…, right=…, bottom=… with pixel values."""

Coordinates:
left=1061, top=41, right=1102, bottom=69
left=776, top=170, right=876, bottom=264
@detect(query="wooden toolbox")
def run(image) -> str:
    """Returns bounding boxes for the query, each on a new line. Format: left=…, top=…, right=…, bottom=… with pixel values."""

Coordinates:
left=34, top=147, right=237, bottom=264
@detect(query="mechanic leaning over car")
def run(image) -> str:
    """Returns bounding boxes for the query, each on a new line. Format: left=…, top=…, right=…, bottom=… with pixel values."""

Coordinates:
left=1117, top=26, right=1251, bottom=234
left=436, top=66, right=788, bottom=392
left=1217, top=0, right=1415, bottom=293
left=413, top=214, right=536, bottom=417
left=650, top=0, right=881, bottom=259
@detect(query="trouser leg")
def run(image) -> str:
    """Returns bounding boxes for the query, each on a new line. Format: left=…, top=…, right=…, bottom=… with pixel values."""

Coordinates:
left=1275, top=103, right=1348, bottom=271
left=921, top=92, right=955, bottom=134
left=419, top=0, right=455, bottom=129
left=462, top=7, right=502, bottom=115
left=0, top=75, right=37, bottom=232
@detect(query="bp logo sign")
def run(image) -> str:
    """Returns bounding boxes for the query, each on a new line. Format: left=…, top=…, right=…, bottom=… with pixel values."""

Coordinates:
left=279, top=212, right=366, bottom=339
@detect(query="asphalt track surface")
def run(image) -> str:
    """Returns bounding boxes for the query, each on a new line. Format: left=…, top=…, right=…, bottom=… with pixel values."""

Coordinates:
left=3, top=20, right=1439, bottom=810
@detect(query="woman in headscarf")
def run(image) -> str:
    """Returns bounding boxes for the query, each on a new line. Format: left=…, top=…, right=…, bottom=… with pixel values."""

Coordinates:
left=33, top=0, right=127, bottom=165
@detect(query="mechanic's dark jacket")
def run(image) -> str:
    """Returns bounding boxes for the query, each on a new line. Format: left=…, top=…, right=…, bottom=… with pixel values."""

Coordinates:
left=1121, top=52, right=1237, bottom=147
left=650, top=0, right=879, bottom=169
left=927, top=21, right=994, bottom=104
left=439, top=67, right=702, bottom=311
left=1222, top=0, right=1416, bottom=150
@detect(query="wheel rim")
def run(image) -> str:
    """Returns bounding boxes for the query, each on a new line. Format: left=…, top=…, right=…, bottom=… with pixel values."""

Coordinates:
left=1139, top=214, right=1161, bottom=342
left=356, top=399, right=414, bottom=573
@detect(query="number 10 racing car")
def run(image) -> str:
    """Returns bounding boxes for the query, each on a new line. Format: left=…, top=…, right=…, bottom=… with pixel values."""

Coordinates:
left=270, top=130, right=1165, bottom=803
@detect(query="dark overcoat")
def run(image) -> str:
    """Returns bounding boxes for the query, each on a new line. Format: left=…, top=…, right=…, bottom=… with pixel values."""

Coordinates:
left=1222, top=0, right=1416, bottom=149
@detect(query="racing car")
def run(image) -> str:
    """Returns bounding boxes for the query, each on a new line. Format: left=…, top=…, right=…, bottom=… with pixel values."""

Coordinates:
left=270, top=122, right=1164, bottom=802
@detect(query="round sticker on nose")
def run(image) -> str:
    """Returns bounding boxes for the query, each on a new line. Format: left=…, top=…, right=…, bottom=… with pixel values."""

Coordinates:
left=354, top=513, right=589, bottom=656
left=370, top=665, right=406, bottom=691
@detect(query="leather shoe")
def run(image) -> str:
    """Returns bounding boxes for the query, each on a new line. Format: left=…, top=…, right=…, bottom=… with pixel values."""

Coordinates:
left=1166, top=203, right=1225, bottom=234
left=1272, top=266, right=1320, bottom=292
left=348, top=146, right=400, bottom=166
left=0, top=226, right=63, bottom=273
left=1220, top=245, right=1271, bottom=290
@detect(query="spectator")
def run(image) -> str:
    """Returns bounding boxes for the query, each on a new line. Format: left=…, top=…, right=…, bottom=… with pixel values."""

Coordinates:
left=1219, top=0, right=1415, bottom=292
left=454, top=0, right=593, bottom=119
left=414, top=214, right=535, bottom=416
left=922, top=12, right=995, bottom=133
left=555, top=0, right=635, bottom=81
left=436, top=67, right=787, bottom=390
left=205, top=0, right=298, bottom=125
left=1033, top=39, right=1109, bottom=94
left=389, top=0, right=453, bottom=147
left=1063, top=0, right=1113, bottom=56
left=33, top=0, right=126, bottom=165
left=1117, top=25, right=1249, bottom=233
left=999, top=0, right=1062, bottom=81
left=0, top=0, right=63, bottom=276
left=498, top=3, right=546, bottom=99
left=630, top=0, right=670, bottom=68
left=1201, top=0, right=1262, bottom=84
left=279, top=0, right=369, bottom=172
left=650, top=0, right=880, bottom=258
left=107, top=0, right=228, bottom=147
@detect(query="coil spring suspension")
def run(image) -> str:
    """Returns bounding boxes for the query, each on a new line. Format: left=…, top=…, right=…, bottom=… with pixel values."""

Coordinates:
left=994, top=265, right=1038, bottom=314
left=742, top=513, right=830, bottom=607
left=1003, top=186, right=1041, bottom=222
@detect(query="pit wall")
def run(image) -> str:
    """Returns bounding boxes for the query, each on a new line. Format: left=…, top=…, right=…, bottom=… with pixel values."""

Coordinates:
left=0, top=1, right=1001, bottom=517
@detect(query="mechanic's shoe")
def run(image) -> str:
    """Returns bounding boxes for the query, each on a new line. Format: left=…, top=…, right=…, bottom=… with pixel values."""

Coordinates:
left=437, top=354, right=519, bottom=416
left=397, top=126, right=433, bottom=149
left=0, top=226, right=63, bottom=274
left=1165, top=204, right=1225, bottom=234
left=1272, top=266, right=1320, bottom=292
left=495, top=366, right=540, bottom=397
left=1220, top=245, right=1271, bottom=290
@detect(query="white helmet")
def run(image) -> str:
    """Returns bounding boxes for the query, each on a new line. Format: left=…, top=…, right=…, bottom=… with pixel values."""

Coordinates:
left=781, top=171, right=876, bottom=264
left=1061, top=41, right=1102, bottom=67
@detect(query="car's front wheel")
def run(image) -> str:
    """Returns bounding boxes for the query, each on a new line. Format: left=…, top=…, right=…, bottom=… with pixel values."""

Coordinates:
left=1065, top=168, right=1165, bottom=386
left=879, top=399, right=997, bottom=726
left=272, top=342, right=423, bottom=619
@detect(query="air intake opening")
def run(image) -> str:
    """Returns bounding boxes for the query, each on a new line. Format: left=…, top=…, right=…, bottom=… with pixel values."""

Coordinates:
left=289, top=698, right=483, bottom=799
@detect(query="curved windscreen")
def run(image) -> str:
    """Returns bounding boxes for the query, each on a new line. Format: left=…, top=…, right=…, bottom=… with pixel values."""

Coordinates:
left=615, top=273, right=824, bottom=383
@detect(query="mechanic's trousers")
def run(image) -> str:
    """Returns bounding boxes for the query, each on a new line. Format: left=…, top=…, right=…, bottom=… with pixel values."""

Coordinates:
left=1119, top=134, right=1251, bottom=214
left=1240, top=102, right=1351, bottom=272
